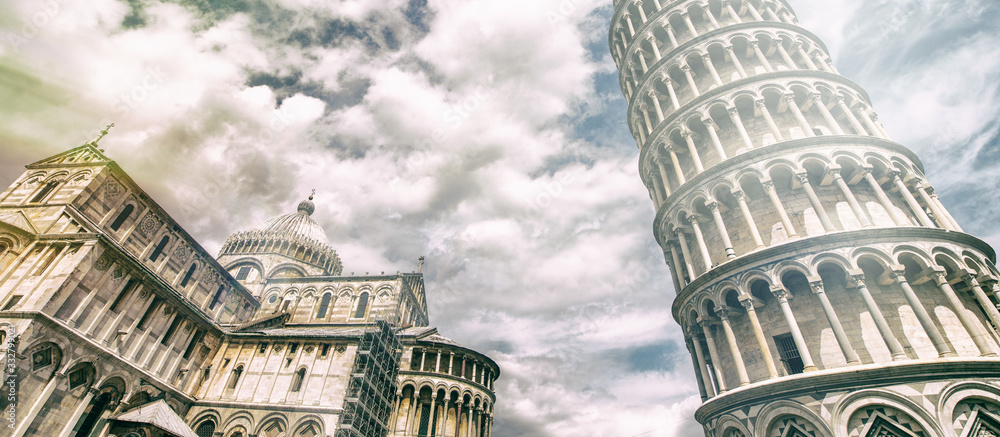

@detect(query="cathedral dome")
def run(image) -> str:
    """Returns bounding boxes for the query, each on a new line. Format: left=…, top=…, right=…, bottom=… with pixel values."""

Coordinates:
left=256, top=198, right=327, bottom=243
left=218, top=195, right=343, bottom=277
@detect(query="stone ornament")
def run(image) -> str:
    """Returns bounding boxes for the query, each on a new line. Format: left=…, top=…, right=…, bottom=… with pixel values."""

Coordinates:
left=138, top=214, right=161, bottom=235
left=94, top=253, right=114, bottom=271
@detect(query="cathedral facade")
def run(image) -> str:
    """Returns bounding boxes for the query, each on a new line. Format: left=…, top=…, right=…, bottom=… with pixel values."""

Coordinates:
left=610, top=0, right=1000, bottom=436
left=0, top=143, right=498, bottom=437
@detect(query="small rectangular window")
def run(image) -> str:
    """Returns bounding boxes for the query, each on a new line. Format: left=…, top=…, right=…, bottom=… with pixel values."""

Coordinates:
left=235, top=266, right=250, bottom=280
left=321, top=344, right=330, bottom=357
left=209, top=286, right=226, bottom=310
left=259, top=343, right=268, bottom=354
left=161, top=316, right=183, bottom=345
left=109, top=278, right=140, bottom=313
left=183, top=329, right=205, bottom=360
left=774, top=333, right=805, bottom=375
left=2, top=295, right=22, bottom=311
left=136, top=297, right=161, bottom=330
left=289, top=343, right=298, bottom=354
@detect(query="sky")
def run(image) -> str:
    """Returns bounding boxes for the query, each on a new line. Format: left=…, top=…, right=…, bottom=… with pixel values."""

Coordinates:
left=1, top=0, right=999, bottom=436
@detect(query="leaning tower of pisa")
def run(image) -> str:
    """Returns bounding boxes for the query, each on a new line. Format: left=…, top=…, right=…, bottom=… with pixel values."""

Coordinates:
left=610, top=1, right=1000, bottom=436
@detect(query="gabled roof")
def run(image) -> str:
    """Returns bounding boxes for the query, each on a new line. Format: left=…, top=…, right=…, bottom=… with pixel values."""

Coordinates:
left=28, top=143, right=112, bottom=168
left=112, top=399, right=197, bottom=437
left=0, top=210, right=38, bottom=234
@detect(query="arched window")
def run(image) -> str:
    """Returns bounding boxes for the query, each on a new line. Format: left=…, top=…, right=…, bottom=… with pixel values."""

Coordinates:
left=109, top=204, right=134, bottom=231
left=180, top=263, right=198, bottom=287
left=74, top=391, right=114, bottom=437
left=354, top=292, right=369, bottom=319
left=227, top=365, right=243, bottom=390
left=195, top=421, right=216, bottom=437
left=316, top=293, right=331, bottom=319
left=209, top=286, right=226, bottom=311
left=29, top=181, right=59, bottom=203
left=290, top=367, right=306, bottom=392
left=148, top=235, right=170, bottom=262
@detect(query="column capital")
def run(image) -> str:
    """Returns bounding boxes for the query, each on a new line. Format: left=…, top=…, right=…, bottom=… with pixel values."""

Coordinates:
left=870, top=111, right=880, bottom=121
left=749, top=41, right=760, bottom=49
left=770, top=286, right=790, bottom=301
left=701, top=52, right=712, bottom=60
left=733, top=190, right=747, bottom=201
left=724, top=45, right=736, bottom=53
left=782, top=93, right=797, bottom=103
left=680, top=12, right=691, bottom=18
left=681, top=64, right=693, bottom=73
left=646, top=89, right=659, bottom=99
left=698, top=319, right=715, bottom=330
left=681, top=129, right=694, bottom=138
left=754, top=99, right=767, bottom=108
left=791, top=41, right=804, bottom=51
left=685, top=214, right=702, bottom=225
left=808, top=281, right=825, bottom=295
left=706, top=201, right=720, bottom=212
left=739, top=297, right=756, bottom=311
left=809, top=92, right=824, bottom=102
left=721, top=0, right=732, bottom=6
left=833, top=95, right=847, bottom=105
left=761, top=179, right=775, bottom=190
left=796, top=172, right=811, bottom=185
left=701, top=116, right=717, bottom=129
left=716, top=306, right=733, bottom=320
left=727, top=106, right=740, bottom=116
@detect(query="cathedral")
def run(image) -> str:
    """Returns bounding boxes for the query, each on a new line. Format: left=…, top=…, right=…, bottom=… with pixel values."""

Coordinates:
left=0, top=141, right=498, bottom=437
left=610, top=0, right=1000, bottom=436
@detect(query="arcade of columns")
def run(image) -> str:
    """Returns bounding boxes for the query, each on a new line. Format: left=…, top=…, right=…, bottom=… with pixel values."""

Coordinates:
left=612, top=0, right=1000, bottom=435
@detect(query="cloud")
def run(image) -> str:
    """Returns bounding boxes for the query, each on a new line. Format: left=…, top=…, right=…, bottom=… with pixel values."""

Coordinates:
left=1, top=0, right=997, bottom=436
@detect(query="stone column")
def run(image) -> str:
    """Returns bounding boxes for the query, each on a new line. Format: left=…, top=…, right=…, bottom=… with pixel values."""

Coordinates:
left=638, top=52, right=649, bottom=75
left=662, top=76, right=681, bottom=109
left=681, top=130, right=705, bottom=173
left=912, top=181, right=952, bottom=230
left=863, top=170, right=910, bottom=226
left=702, top=53, right=723, bottom=86
left=668, top=242, right=688, bottom=288
left=649, top=91, right=665, bottom=122
left=656, top=160, right=673, bottom=196
left=756, top=99, right=785, bottom=141
left=890, top=172, right=935, bottom=227
left=406, top=390, right=419, bottom=435
left=809, top=280, right=861, bottom=364
left=750, top=41, right=774, bottom=72
left=923, top=271, right=996, bottom=356
left=440, top=398, right=451, bottom=437
left=772, top=288, right=817, bottom=371
left=964, top=275, right=1000, bottom=338
left=624, top=13, right=636, bottom=38
left=832, top=171, right=873, bottom=227
left=793, top=43, right=818, bottom=70
left=855, top=106, right=886, bottom=139
left=716, top=307, right=751, bottom=386
left=926, top=187, right=963, bottom=231
left=762, top=180, right=799, bottom=238
left=890, top=271, right=955, bottom=357
left=690, top=334, right=716, bottom=397
left=776, top=43, right=797, bottom=70
left=707, top=202, right=736, bottom=259
left=734, top=191, right=765, bottom=248
left=681, top=64, right=701, bottom=97
left=699, top=320, right=728, bottom=393
left=741, top=298, right=779, bottom=378
left=835, top=97, right=867, bottom=135
left=725, top=46, right=748, bottom=78
left=640, top=104, right=654, bottom=135
left=666, top=247, right=685, bottom=292
left=59, top=387, right=97, bottom=437
left=685, top=338, right=710, bottom=400
left=870, top=112, right=893, bottom=139
left=675, top=230, right=698, bottom=280
left=667, top=147, right=687, bottom=185
left=811, top=93, right=845, bottom=135
left=796, top=173, right=835, bottom=232
left=687, top=216, right=713, bottom=273
left=850, top=273, right=907, bottom=360
left=728, top=107, right=755, bottom=149
left=702, top=117, right=727, bottom=160
left=812, top=51, right=835, bottom=73
left=745, top=2, right=764, bottom=21
left=13, top=371, right=66, bottom=437
left=723, top=1, right=742, bottom=24
left=663, top=22, right=679, bottom=48
left=682, top=13, right=698, bottom=37
left=636, top=5, right=647, bottom=22
left=703, top=6, right=721, bottom=29
left=784, top=94, right=815, bottom=137
left=652, top=178, right=666, bottom=207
